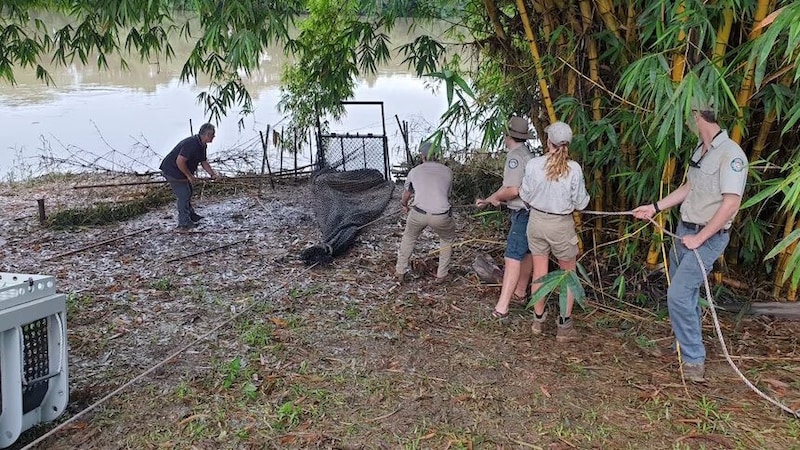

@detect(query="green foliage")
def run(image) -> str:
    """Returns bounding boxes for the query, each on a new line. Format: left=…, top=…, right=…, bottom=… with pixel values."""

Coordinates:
left=278, top=0, right=390, bottom=129
left=150, top=277, right=173, bottom=291
left=0, top=0, right=304, bottom=126
left=240, top=320, right=273, bottom=347
left=46, top=187, right=173, bottom=228
left=220, top=357, right=243, bottom=390
left=275, top=401, right=303, bottom=428
left=528, top=269, right=587, bottom=314
left=450, top=153, right=502, bottom=206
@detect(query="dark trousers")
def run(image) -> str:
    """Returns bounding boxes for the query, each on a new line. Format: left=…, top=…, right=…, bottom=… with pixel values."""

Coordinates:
left=163, top=172, right=195, bottom=226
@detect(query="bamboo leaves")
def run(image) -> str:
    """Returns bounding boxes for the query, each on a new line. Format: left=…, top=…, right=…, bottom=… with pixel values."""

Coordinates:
left=399, top=35, right=446, bottom=77
left=528, top=269, right=587, bottom=314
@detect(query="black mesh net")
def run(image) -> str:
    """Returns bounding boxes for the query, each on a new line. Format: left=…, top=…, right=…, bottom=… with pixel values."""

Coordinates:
left=301, top=168, right=394, bottom=265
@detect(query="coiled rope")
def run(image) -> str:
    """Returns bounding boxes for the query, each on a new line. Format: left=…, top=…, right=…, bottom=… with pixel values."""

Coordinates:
left=582, top=208, right=800, bottom=419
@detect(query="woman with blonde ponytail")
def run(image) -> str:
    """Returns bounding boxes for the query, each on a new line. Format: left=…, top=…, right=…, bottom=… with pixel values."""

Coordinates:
left=519, top=121, right=590, bottom=342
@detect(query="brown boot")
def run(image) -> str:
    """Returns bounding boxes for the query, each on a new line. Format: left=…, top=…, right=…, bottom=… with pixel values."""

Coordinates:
left=531, top=311, right=548, bottom=336
left=681, top=363, right=706, bottom=382
left=556, top=317, right=579, bottom=342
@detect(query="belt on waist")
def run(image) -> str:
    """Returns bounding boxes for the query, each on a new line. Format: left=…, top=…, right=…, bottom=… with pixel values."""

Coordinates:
left=681, top=221, right=729, bottom=234
left=532, top=207, right=572, bottom=216
left=412, top=205, right=451, bottom=215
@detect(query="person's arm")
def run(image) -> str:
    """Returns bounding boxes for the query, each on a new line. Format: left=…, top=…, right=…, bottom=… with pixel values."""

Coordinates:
left=632, top=182, right=692, bottom=219
left=400, top=189, right=412, bottom=213
left=681, top=193, right=741, bottom=249
left=201, top=161, right=220, bottom=180
left=476, top=185, right=519, bottom=208
left=176, top=155, right=196, bottom=183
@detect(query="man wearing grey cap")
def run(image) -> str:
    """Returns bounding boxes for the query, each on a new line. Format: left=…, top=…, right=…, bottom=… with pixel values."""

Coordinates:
left=395, top=141, right=456, bottom=283
left=476, top=116, right=542, bottom=322
left=633, top=93, right=748, bottom=382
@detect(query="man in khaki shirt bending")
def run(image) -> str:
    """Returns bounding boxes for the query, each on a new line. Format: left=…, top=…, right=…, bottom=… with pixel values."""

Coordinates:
left=395, top=141, right=455, bottom=283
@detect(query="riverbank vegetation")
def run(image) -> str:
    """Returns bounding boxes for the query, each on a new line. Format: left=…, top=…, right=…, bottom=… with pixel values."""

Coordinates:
left=3, top=1, right=800, bottom=294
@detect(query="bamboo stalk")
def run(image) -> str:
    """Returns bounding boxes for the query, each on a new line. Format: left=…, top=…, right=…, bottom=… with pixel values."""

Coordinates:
left=647, top=158, right=676, bottom=268
left=787, top=217, right=800, bottom=301
left=484, top=0, right=508, bottom=41
left=593, top=0, right=622, bottom=41
left=731, top=0, right=771, bottom=144
left=580, top=1, right=605, bottom=239
left=648, top=1, right=689, bottom=269
left=773, top=212, right=795, bottom=295
left=625, top=0, right=637, bottom=46
left=671, top=1, right=687, bottom=82
left=259, top=128, right=275, bottom=192
left=515, top=0, right=557, bottom=123
left=712, top=8, right=733, bottom=67
left=531, top=0, right=553, bottom=42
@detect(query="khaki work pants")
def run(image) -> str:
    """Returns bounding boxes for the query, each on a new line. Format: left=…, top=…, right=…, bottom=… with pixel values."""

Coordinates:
left=395, top=209, right=456, bottom=278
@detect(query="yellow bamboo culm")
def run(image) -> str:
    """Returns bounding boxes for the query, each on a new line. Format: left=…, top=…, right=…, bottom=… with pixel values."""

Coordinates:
left=646, top=158, right=676, bottom=268
left=671, top=2, right=687, bottom=82
left=773, top=213, right=799, bottom=298
left=593, top=0, right=622, bottom=41
left=648, top=1, right=687, bottom=269
left=712, top=8, right=733, bottom=67
left=515, top=0, right=557, bottom=123
left=580, top=0, right=604, bottom=236
left=785, top=216, right=800, bottom=301
left=731, top=0, right=771, bottom=144
left=625, top=1, right=637, bottom=45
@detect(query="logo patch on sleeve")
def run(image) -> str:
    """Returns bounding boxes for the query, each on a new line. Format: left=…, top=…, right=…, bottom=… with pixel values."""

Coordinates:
left=730, top=158, right=745, bottom=172
left=508, top=158, right=519, bottom=169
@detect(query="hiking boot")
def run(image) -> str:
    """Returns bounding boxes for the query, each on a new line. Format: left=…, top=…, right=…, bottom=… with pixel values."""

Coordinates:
left=556, top=317, right=579, bottom=342
left=190, top=212, right=204, bottom=223
left=681, top=363, right=706, bottom=382
left=531, top=311, right=548, bottom=336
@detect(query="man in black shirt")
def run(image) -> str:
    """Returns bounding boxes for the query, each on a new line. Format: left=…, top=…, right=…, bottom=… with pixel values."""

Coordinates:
left=160, top=123, right=221, bottom=231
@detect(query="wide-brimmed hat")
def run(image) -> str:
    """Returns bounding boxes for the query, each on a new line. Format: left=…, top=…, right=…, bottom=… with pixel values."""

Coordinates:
left=507, top=117, right=533, bottom=140
left=545, top=121, right=572, bottom=146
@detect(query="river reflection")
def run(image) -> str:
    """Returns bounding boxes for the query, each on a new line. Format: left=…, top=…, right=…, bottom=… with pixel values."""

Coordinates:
left=0, top=16, right=455, bottom=180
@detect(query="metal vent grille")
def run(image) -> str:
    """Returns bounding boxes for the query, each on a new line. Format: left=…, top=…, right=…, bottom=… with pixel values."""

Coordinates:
left=22, top=318, right=50, bottom=414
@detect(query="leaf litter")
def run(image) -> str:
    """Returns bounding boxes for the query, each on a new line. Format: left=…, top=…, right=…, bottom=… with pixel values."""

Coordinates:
left=0, top=174, right=799, bottom=449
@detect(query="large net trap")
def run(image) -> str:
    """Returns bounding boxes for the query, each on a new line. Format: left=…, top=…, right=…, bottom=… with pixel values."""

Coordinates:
left=300, top=169, right=394, bottom=265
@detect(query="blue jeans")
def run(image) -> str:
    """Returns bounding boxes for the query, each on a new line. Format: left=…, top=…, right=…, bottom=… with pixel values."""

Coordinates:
left=163, top=172, right=195, bottom=227
left=504, top=209, right=531, bottom=261
left=667, top=221, right=730, bottom=364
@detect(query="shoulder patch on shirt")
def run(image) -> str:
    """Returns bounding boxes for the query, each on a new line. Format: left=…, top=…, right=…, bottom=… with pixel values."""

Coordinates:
left=730, top=157, right=746, bottom=172
left=508, top=158, right=519, bottom=169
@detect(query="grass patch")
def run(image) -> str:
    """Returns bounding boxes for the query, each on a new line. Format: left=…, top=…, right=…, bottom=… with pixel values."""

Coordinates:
left=46, top=186, right=173, bottom=228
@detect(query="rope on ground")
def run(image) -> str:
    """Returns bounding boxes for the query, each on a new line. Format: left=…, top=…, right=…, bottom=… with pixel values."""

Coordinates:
left=581, top=209, right=800, bottom=419
left=22, top=263, right=319, bottom=450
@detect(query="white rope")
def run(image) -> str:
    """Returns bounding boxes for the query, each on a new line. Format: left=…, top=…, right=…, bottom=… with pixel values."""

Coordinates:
left=582, top=209, right=800, bottom=419
left=22, top=263, right=318, bottom=449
